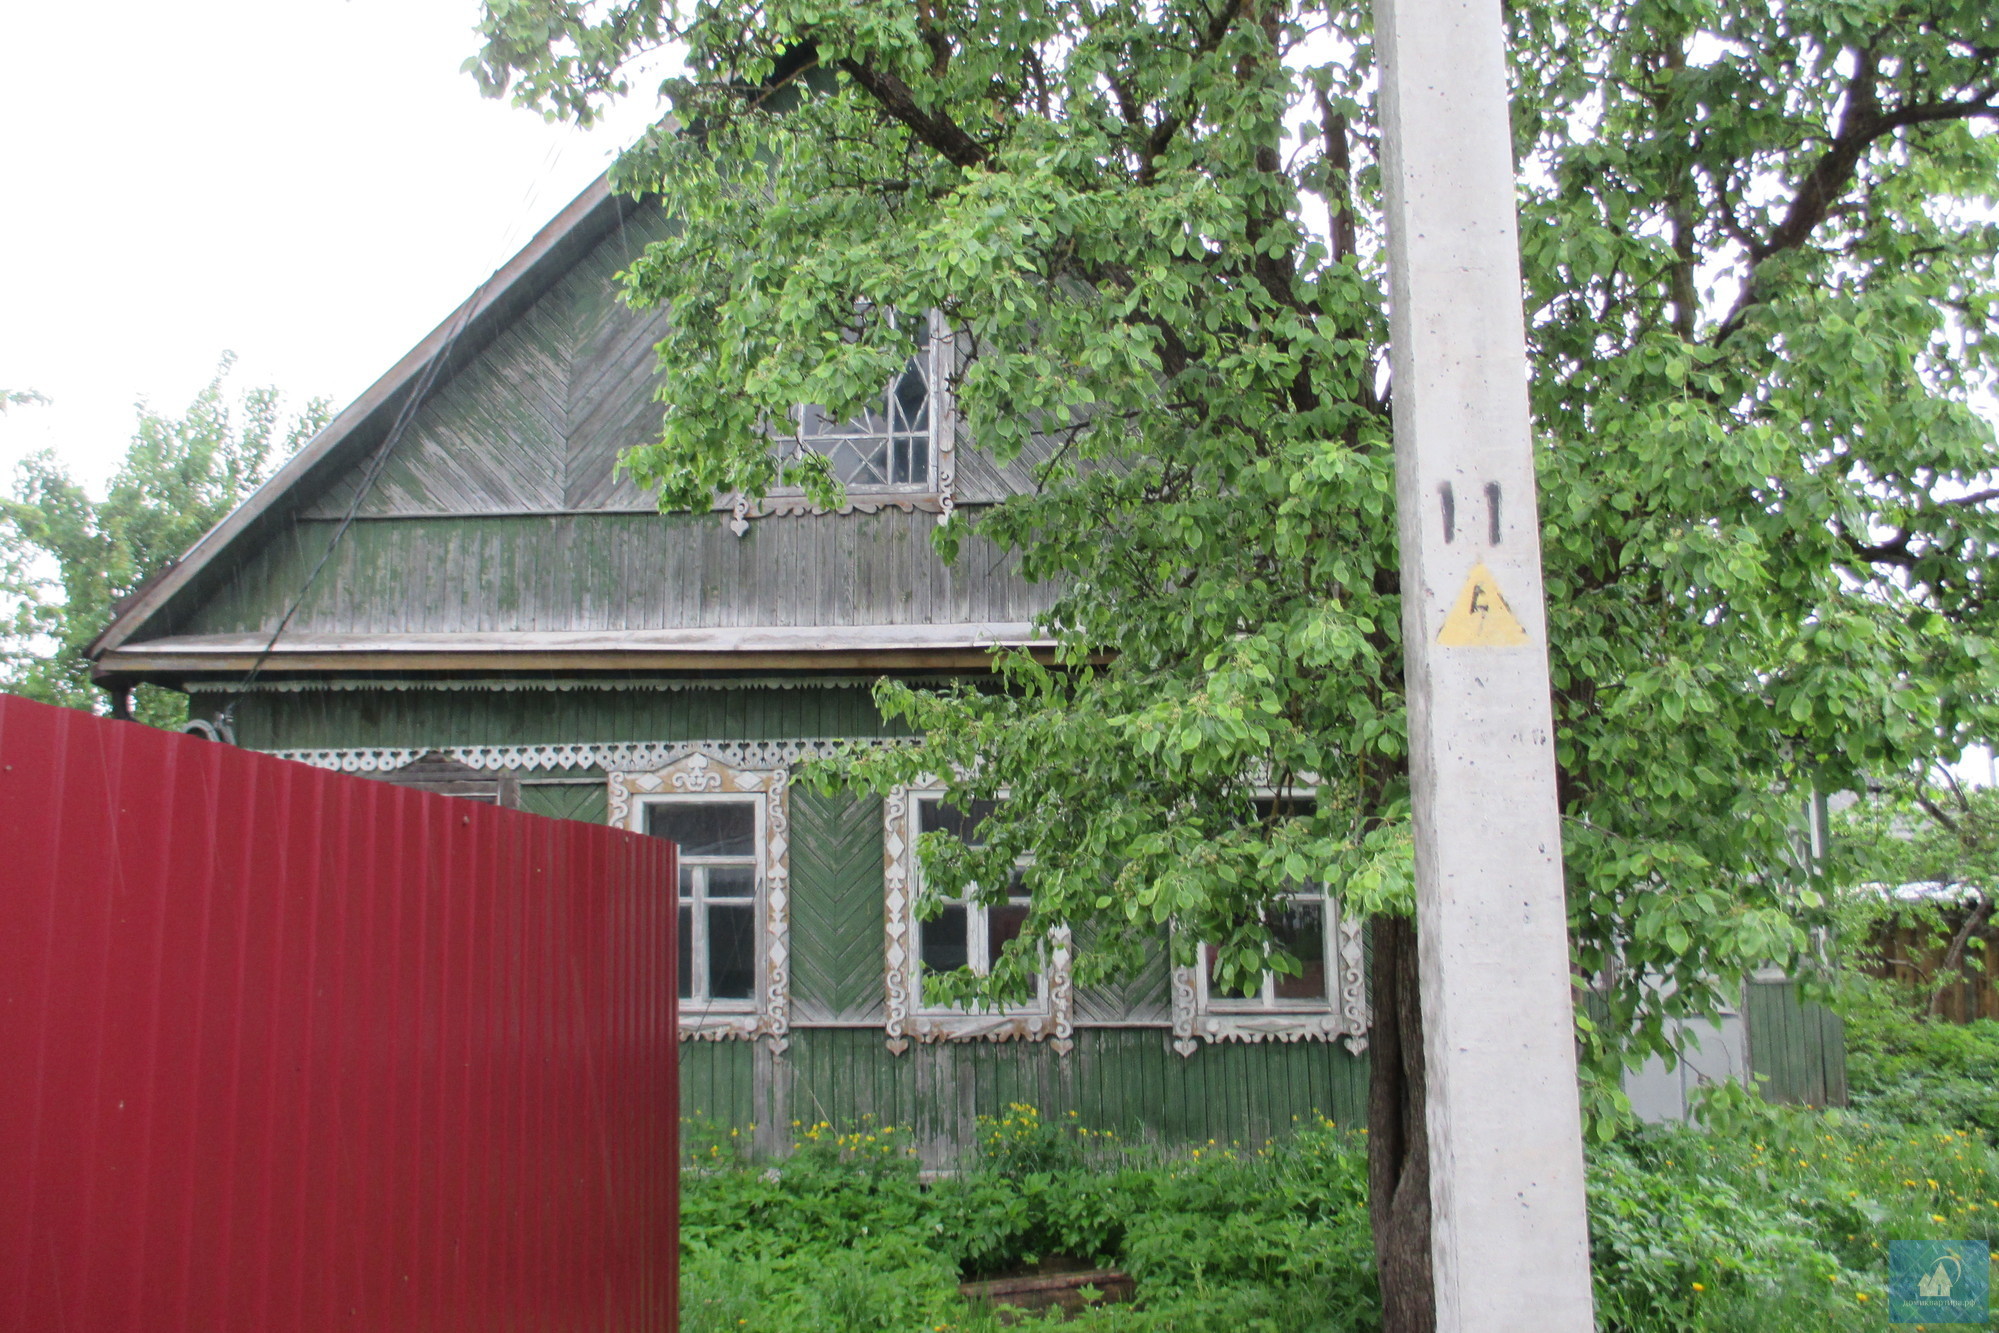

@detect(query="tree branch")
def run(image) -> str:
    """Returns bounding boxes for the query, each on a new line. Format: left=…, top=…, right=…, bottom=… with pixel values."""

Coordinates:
left=1316, top=90, right=1358, bottom=265
left=1135, top=0, right=1247, bottom=185
left=834, top=57, right=989, bottom=169
left=1714, top=50, right=1999, bottom=344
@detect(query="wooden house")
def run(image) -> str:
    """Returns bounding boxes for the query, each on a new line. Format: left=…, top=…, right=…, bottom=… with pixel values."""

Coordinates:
left=88, top=176, right=1838, bottom=1157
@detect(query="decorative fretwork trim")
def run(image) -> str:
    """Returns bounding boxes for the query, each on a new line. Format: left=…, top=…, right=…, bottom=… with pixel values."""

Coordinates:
left=728, top=319, right=960, bottom=536
left=264, top=736, right=908, bottom=775
left=1169, top=908, right=1370, bottom=1057
left=190, top=676, right=952, bottom=696
left=882, top=783, right=1074, bottom=1055
left=608, top=752, right=794, bottom=1051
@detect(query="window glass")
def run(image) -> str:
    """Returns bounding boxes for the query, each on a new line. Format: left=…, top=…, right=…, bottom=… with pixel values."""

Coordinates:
left=648, top=802, right=756, bottom=857
left=708, top=904, right=758, bottom=1000
left=1204, top=899, right=1328, bottom=1006
left=792, top=326, right=934, bottom=488
left=1269, top=900, right=1328, bottom=1001
left=987, top=902, right=1030, bottom=969
left=919, top=796, right=1000, bottom=843
left=651, top=796, right=760, bottom=1008
left=677, top=906, right=693, bottom=1001
left=921, top=904, right=970, bottom=974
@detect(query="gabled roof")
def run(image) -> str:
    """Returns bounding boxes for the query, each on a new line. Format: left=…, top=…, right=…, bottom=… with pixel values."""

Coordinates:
left=91, top=174, right=647, bottom=666
left=88, top=172, right=1056, bottom=683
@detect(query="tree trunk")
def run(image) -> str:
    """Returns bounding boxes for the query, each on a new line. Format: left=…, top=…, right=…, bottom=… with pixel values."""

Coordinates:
left=1368, top=914, right=1435, bottom=1332
left=1931, top=891, right=1995, bottom=1018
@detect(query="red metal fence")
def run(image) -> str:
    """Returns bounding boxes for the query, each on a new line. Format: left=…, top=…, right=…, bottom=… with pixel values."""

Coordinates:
left=0, top=694, right=677, bottom=1333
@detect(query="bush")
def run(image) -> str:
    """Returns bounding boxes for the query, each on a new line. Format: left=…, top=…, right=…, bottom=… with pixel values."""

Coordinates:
left=1841, top=982, right=1999, bottom=1142
left=676, top=1099, right=1999, bottom=1331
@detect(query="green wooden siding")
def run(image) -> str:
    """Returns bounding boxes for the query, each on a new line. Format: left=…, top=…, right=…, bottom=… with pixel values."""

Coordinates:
left=299, top=202, right=677, bottom=519
left=789, top=785, right=890, bottom=1024
left=217, top=684, right=907, bottom=752
left=681, top=1028, right=1370, bottom=1164
left=195, top=682, right=1846, bottom=1147
left=519, top=781, right=608, bottom=824
left=1747, top=980, right=1847, bottom=1107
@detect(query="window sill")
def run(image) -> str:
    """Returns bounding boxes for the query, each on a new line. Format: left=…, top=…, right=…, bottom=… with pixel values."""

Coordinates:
left=722, top=488, right=955, bottom=534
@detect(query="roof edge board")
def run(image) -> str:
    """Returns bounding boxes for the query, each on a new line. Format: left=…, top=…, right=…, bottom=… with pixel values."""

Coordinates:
left=89, top=171, right=645, bottom=658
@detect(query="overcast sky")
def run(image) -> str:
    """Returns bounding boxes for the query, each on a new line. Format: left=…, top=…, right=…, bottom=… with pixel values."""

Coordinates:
left=1, top=0, right=666, bottom=488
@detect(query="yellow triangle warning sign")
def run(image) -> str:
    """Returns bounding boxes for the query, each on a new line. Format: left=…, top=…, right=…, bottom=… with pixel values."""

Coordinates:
left=1437, top=562, right=1530, bottom=647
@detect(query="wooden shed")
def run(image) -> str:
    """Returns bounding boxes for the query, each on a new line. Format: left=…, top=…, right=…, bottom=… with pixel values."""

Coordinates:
left=87, top=174, right=1835, bottom=1158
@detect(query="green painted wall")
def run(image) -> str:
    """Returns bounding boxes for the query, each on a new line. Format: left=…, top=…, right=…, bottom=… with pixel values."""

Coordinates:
left=681, top=1028, right=1370, bottom=1164
left=203, top=680, right=1845, bottom=1156
left=519, top=781, right=608, bottom=825
left=177, top=509, right=1047, bottom=639
left=214, top=683, right=909, bottom=752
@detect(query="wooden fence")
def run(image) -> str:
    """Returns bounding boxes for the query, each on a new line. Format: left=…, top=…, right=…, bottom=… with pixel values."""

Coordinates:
left=1865, top=908, right=1999, bottom=1024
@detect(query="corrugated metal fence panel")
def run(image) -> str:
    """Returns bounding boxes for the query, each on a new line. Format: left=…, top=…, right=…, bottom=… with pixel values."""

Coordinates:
left=0, top=694, right=676, bottom=1333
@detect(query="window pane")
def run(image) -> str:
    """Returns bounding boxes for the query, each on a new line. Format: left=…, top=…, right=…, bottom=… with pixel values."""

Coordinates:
left=647, top=801, right=756, bottom=857
left=892, top=358, right=928, bottom=434
left=1204, top=942, right=1262, bottom=1001
left=920, top=904, right=969, bottom=974
left=708, top=904, right=757, bottom=1000
left=678, top=905, right=693, bottom=1001
left=678, top=865, right=694, bottom=899
left=1252, top=795, right=1317, bottom=823
left=1270, top=900, right=1328, bottom=1001
left=919, top=797, right=1000, bottom=844
left=986, top=902, right=1029, bottom=970
left=706, top=865, right=756, bottom=900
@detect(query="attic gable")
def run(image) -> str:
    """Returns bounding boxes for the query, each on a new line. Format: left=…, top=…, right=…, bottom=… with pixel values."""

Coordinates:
left=302, top=202, right=675, bottom=518
left=88, top=172, right=1063, bottom=682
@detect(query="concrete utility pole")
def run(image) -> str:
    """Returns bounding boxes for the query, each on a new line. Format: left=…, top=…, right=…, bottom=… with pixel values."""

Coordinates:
left=1372, top=0, right=1597, bottom=1328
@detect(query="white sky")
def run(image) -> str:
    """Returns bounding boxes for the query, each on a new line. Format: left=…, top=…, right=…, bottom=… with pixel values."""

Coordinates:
left=0, top=0, right=666, bottom=489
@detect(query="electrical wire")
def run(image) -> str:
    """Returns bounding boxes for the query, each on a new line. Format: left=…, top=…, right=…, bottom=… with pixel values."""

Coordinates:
left=212, top=132, right=610, bottom=737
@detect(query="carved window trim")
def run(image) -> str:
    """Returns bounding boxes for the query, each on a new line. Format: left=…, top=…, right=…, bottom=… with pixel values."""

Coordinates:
left=377, top=750, right=521, bottom=807
left=883, top=783, right=1073, bottom=1054
left=1168, top=791, right=1369, bottom=1058
left=1169, top=898, right=1368, bottom=1057
left=609, top=751, right=791, bottom=1051
left=725, top=313, right=958, bottom=534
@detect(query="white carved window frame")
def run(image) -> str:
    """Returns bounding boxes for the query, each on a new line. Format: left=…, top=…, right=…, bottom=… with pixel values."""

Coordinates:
left=726, top=311, right=958, bottom=533
left=883, top=782, right=1073, bottom=1055
left=609, top=751, right=791, bottom=1050
left=1168, top=791, right=1369, bottom=1058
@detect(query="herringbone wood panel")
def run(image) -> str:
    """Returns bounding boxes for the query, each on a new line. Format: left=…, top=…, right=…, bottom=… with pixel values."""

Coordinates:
left=789, top=785, right=886, bottom=1023
left=1074, top=927, right=1173, bottom=1024
left=518, top=782, right=608, bottom=825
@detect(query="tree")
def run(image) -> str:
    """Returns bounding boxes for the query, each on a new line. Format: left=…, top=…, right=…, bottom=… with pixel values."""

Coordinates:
left=1834, top=768, right=1999, bottom=1012
left=474, top=0, right=1999, bottom=1323
left=0, top=356, right=328, bottom=727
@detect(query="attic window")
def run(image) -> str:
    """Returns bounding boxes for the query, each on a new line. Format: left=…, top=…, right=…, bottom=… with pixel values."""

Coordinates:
left=729, top=313, right=956, bottom=533
left=785, top=326, right=935, bottom=488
